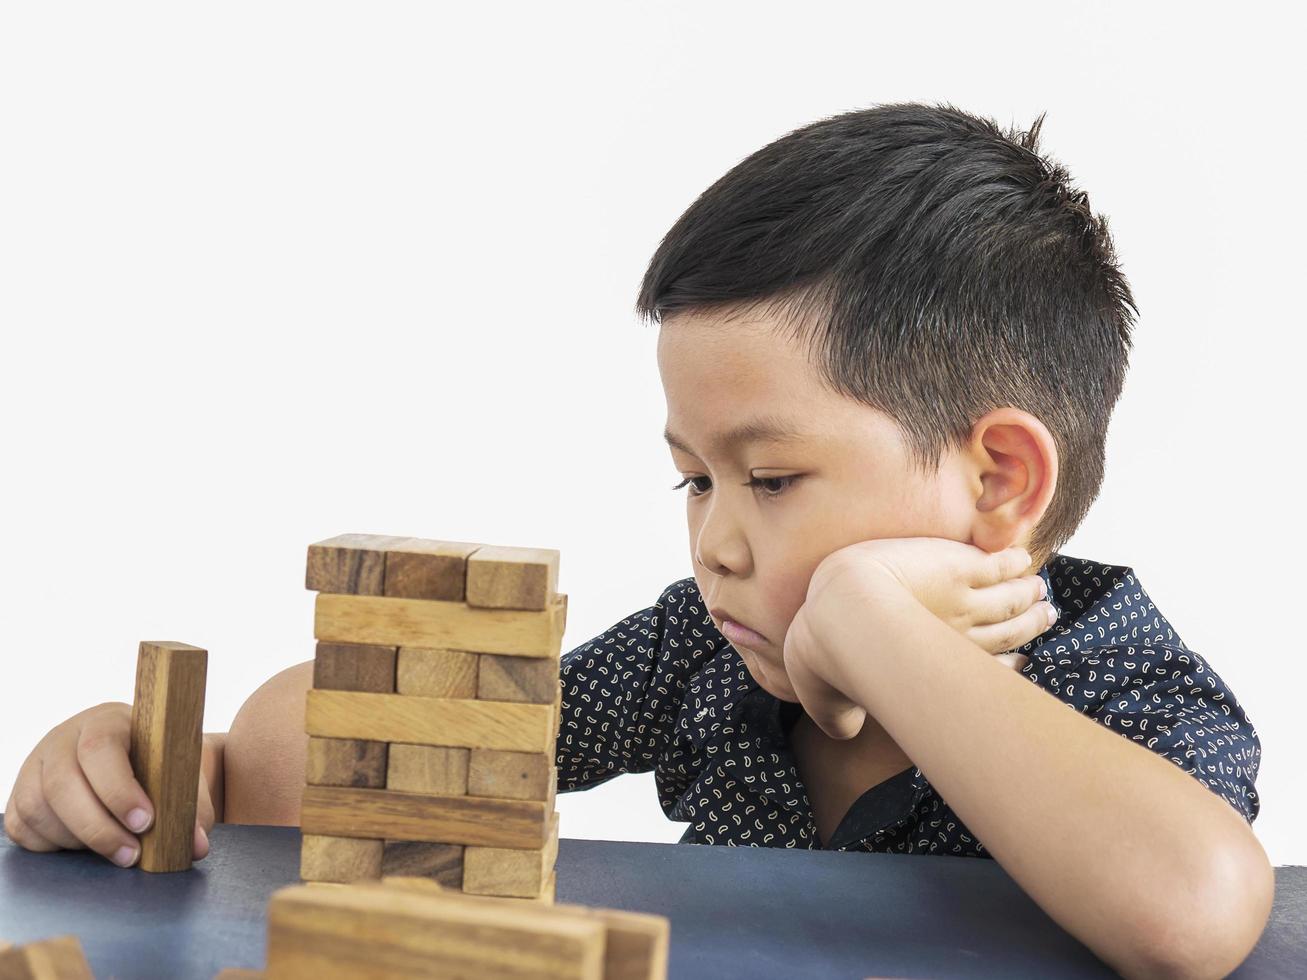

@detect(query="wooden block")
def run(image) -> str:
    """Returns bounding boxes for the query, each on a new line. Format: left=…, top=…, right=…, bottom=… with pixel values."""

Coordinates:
left=300, top=785, right=549, bottom=849
left=314, top=592, right=566, bottom=658
left=463, top=812, right=560, bottom=898
left=300, top=834, right=383, bottom=883
left=478, top=653, right=558, bottom=704
left=543, top=868, right=557, bottom=904
left=466, top=546, right=559, bottom=610
left=306, top=533, right=401, bottom=595
left=265, top=882, right=606, bottom=980
left=128, top=640, right=207, bottom=873
left=312, top=641, right=396, bottom=692
left=213, top=970, right=265, bottom=979
left=386, top=744, right=469, bottom=795
left=381, top=841, right=464, bottom=887
left=306, top=690, right=554, bottom=754
left=0, top=935, right=94, bottom=979
left=395, top=648, right=478, bottom=698
left=468, top=749, right=554, bottom=802
left=305, top=737, right=388, bottom=788
left=383, top=538, right=482, bottom=601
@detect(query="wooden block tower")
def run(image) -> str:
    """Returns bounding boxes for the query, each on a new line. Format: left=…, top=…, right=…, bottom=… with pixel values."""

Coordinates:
left=299, top=533, right=565, bottom=900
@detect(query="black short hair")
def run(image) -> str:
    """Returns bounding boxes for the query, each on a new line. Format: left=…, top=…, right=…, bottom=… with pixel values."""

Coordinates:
left=636, top=101, right=1137, bottom=565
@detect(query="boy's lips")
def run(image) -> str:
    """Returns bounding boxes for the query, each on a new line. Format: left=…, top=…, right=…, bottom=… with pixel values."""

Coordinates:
left=711, top=608, right=768, bottom=647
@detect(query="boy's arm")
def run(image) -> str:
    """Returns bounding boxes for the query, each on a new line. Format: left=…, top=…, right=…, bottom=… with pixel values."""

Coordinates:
left=221, top=661, right=313, bottom=825
left=831, top=586, right=1273, bottom=980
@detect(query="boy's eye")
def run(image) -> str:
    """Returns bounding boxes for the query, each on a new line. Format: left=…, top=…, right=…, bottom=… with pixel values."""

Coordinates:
left=670, top=475, right=797, bottom=498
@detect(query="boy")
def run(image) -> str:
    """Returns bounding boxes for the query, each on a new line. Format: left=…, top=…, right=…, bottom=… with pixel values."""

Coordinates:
left=4, top=102, right=1272, bottom=978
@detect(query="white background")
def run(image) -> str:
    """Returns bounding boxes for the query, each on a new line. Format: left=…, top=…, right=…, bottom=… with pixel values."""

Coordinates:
left=2, top=2, right=1303, bottom=865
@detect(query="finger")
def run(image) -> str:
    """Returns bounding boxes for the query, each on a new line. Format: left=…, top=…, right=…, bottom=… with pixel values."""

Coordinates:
left=969, top=600, right=1057, bottom=654
left=3, top=799, right=63, bottom=853
left=41, top=757, right=142, bottom=867
left=76, top=707, right=154, bottom=836
left=9, top=760, right=82, bottom=850
left=970, top=546, right=1032, bottom=588
left=193, top=822, right=210, bottom=862
left=971, top=574, right=1046, bottom=629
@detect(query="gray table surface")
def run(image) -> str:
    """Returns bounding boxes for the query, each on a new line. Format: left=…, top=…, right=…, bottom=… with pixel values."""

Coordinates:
left=0, top=819, right=1302, bottom=979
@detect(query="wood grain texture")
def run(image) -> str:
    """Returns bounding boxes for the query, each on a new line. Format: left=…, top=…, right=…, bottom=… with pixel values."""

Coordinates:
left=300, top=834, right=384, bottom=883
left=478, top=653, right=558, bottom=704
left=314, top=592, right=566, bottom=658
left=265, top=883, right=605, bottom=980
left=468, top=749, right=555, bottom=802
left=212, top=970, right=265, bottom=979
left=385, top=744, right=469, bottom=795
left=383, top=538, right=482, bottom=601
left=465, top=546, right=560, bottom=610
left=305, top=737, right=388, bottom=788
left=380, top=841, right=464, bottom=887
left=305, top=533, right=401, bottom=595
left=463, top=811, right=560, bottom=898
left=0, top=935, right=95, bottom=979
left=300, top=785, right=549, bottom=850
left=395, top=647, right=479, bottom=698
left=128, top=640, right=207, bottom=873
left=305, top=689, right=554, bottom=754
left=313, top=641, right=397, bottom=692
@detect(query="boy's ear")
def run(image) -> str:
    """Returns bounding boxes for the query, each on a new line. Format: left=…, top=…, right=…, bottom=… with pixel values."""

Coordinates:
left=963, top=407, right=1058, bottom=556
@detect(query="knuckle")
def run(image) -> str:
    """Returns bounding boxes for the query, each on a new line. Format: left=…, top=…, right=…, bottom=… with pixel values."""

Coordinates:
left=76, top=727, right=117, bottom=758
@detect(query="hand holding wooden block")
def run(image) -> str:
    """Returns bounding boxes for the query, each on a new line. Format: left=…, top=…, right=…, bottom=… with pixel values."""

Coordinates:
left=128, top=640, right=208, bottom=873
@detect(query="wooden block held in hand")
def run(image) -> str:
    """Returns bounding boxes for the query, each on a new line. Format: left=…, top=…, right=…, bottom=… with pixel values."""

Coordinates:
left=381, top=841, right=464, bottom=887
left=300, top=834, right=383, bottom=883
left=313, top=641, right=396, bottom=693
left=314, top=592, right=565, bottom=658
left=396, top=648, right=479, bottom=698
left=383, top=538, right=482, bottom=601
left=305, top=737, right=388, bottom=788
left=478, top=653, right=558, bottom=704
left=128, top=640, right=207, bottom=873
left=468, top=749, right=554, bottom=802
left=265, top=882, right=606, bottom=980
left=306, top=533, right=400, bottom=595
left=0, top=934, right=95, bottom=979
left=306, top=689, right=554, bottom=754
left=386, top=744, right=469, bottom=795
left=463, top=811, right=560, bottom=898
left=466, top=546, right=559, bottom=610
left=300, top=784, right=549, bottom=849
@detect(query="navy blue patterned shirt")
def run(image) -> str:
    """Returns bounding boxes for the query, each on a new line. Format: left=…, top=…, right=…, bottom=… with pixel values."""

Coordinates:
left=555, top=552, right=1262, bottom=853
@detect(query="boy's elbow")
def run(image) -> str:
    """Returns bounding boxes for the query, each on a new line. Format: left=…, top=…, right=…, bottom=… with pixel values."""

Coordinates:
left=1126, top=827, right=1275, bottom=979
left=223, top=660, right=314, bottom=826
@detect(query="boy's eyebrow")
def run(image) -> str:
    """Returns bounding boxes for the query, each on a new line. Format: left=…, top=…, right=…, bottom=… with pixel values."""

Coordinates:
left=663, top=415, right=808, bottom=457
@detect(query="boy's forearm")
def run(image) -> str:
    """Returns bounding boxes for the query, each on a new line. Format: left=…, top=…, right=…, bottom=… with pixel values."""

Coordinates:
left=837, top=592, right=1273, bottom=979
left=201, top=732, right=227, bottom=824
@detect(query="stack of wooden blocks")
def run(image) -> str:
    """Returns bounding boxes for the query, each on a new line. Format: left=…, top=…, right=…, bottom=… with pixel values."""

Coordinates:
left=299, top=533, right=566, bottom=901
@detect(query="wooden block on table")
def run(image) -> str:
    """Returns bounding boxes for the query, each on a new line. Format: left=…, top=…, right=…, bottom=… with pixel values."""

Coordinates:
left=306, top=689, right=554, bottom=754
left=383, top=538, right=482, bottom=601
left=468, top=749, right=555, bottom=802
left=466, top=546, right=559, bottom=610
left=305, top=737, right=388, bottom=788
left=395, top=647, right=479, bottom=698
left=300, top=785, right=549, bottom=849
left=314, top=592, right=566, bottom=658
left=0, top=934, right=95, bottom=979
left=306, top=533, right=402, bottom=595
left=128, top=640, right=207, bottom=873
left=213, top=970, right=265, bottom=979
left=385, top=744, right=469, bottom=795
left=572, top=905, right=670, bottom=980
left=463, top=812, right=560, bottom=898
left=478, top=653, right=558, bottom=704
left=300, top=834, right=383, bottom=883
left=265, top=882, right=606, bottom=980
left=313, top=641, right=397, bottom=692
left=380, top=841, right=464, bottom=887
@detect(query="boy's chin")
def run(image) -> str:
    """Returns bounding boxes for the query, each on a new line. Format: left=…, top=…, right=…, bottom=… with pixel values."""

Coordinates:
left=738, top=647, right=802, bottom=702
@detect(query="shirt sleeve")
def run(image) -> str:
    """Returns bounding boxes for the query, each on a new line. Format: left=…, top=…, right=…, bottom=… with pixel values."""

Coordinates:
left=555, top=576, right=723, bottom=793
left=1086, top=644, right=1262, bottom=823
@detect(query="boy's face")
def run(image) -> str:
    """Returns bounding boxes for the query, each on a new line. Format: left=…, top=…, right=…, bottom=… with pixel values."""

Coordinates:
left=657, top=308, right=1022, bottom=703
